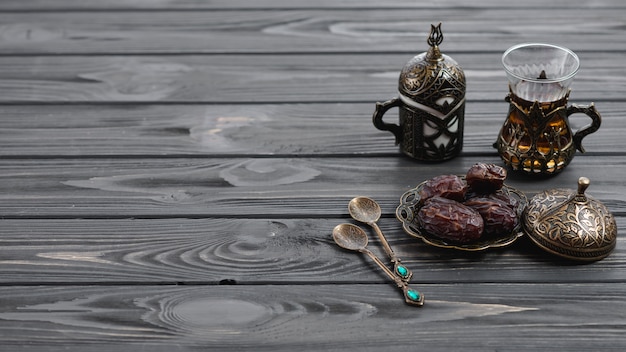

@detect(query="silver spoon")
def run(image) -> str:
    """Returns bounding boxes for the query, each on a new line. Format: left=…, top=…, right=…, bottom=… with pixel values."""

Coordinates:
left=348, top=196, right=413, bottom=282
left=332, top=223, right=424, bottom=307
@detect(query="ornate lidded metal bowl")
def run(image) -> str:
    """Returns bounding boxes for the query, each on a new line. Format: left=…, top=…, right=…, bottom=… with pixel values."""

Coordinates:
left=522, top=177, right=617, bottom=261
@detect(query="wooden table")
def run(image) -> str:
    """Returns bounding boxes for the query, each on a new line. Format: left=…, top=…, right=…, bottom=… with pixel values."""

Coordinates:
left=1, top=1, right=625, bottom=350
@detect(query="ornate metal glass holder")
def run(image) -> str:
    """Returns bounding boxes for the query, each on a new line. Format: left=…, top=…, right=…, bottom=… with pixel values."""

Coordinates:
left=496, top=88, right=600, bottom=174
left=495, top=43, right=601, bottom=176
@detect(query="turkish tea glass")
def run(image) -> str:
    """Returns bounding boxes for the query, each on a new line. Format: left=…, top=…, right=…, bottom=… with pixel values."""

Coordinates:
left=495, top=43, right=601, bottom=175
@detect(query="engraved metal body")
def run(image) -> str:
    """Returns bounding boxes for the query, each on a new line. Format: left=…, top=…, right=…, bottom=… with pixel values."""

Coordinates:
left=495, top=89, right=601, bottom=175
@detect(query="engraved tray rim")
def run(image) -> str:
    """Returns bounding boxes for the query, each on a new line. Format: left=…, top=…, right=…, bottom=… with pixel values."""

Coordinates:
left=396, top=177, right=528, bottom=251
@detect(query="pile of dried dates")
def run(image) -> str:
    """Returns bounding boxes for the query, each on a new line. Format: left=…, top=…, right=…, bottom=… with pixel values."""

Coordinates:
left=416, top=163, right=520, bottom=243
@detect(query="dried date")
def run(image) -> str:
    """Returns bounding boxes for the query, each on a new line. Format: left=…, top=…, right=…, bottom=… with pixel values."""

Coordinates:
left=465, top=197, right=518, bottom=236
left=466, top=163, right=507, bottom=194
left=417, top=196, right=484, bottom=243
left=485, top=190, right=520, bottom=212
left=419, top=174, right=467, bottom=202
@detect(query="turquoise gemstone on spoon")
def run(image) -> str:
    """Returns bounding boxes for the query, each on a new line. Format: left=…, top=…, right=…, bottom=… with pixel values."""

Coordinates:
left=406, top=289, right=421, bottom=302
left=396, top=265, right=409, bottom=278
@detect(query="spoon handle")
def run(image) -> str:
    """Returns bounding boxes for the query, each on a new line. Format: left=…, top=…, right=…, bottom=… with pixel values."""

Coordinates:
left=361, top=248, right=424, bottom=307
left=361, top=247, right=401, bottom=285
left=370, top=222, right=413, bottom=283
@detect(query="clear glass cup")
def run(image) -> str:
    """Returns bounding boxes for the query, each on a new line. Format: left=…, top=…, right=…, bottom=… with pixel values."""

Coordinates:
left=502, top=43, right=579, bottom=102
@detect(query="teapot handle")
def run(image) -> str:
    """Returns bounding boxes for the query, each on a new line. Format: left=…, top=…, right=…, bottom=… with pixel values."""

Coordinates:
left=567, top=103, right=602, bottom=153
left=372, top=97, right=403, bottom=144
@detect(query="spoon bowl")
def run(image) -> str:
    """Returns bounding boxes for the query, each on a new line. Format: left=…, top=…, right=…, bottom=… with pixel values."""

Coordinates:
left=332, top=223, right=368, bottom=251
left=348, top=196, right=382, bottom=224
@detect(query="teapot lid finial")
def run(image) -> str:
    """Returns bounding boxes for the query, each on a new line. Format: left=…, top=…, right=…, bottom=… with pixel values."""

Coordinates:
left=425, top=23, right=443, bottom=62
left=575, top=176, right=590, bottom=202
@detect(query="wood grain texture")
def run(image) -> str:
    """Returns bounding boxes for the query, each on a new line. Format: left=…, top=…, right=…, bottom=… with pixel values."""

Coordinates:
left=0, top=102, right=621, bottom=156
left=1, top=0, right=625, bottom=349
left=1, top=156, right=625, bottom=218
left=0, top=218, right=624, bottom=285
left=1, top=8, right=625, bottom=54
left=0, top=284, right=624, bottom=351
left=0, top=53, right=622, bottom=103
left=0, top=0, right=622, bottom=10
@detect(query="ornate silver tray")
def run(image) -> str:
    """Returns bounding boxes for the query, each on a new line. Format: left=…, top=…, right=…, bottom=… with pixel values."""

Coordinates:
left=396, top=178, right=527, bottom=251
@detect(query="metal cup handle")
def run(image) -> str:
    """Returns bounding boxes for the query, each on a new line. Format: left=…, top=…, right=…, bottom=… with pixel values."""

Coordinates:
left=567, top=103, right=602, bottom=153
left=372, top=97, right=403, bottom=144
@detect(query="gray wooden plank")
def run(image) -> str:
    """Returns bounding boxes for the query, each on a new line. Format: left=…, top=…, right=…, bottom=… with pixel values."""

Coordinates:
left=0, top=5, right=626, bottom=55
left=1, top=8, right=625, bottom=54
left=0, top=156, right=624, bottom=218
left=0, top=218, right=624, bottom=284
left=0, top=283, right=624, bottom=351
left=0, top=0, right=621, bottom=10
left=0, top=102, right=620, bottom=156
left=0, top=53, right=622, bottom=103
